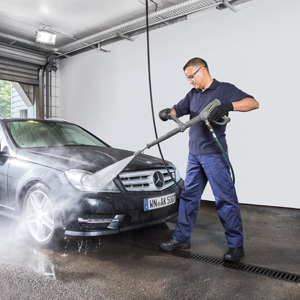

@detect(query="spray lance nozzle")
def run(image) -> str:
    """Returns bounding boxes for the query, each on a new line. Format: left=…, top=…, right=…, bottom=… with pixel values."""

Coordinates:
left=134, top=99, right=230, bottom=157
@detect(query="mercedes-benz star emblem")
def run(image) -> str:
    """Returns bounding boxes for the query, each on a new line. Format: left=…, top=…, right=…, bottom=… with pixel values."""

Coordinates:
left=153, top=171, right=164, bottom=189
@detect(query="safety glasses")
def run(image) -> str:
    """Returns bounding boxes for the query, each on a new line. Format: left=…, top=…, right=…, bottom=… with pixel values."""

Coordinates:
left=186, top=66, right=203, bottom=81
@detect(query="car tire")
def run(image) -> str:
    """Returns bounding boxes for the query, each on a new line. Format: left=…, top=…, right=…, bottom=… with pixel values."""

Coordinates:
left=23, top=183, right=64, bottom=248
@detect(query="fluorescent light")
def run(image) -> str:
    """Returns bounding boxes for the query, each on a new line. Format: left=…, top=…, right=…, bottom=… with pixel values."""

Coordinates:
left=36, top=30, right=57, bottom=45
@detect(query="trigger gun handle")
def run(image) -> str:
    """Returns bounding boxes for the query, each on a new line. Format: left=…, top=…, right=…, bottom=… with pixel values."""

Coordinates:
left=212, top=115, right=231, bottom=126
left=168, top=113, right=187, bottom=132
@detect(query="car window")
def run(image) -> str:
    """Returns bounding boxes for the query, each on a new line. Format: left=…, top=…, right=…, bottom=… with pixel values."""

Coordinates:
left=58, top=124, right=107, bottom=146
left=5, top=120, right=107, bottom=148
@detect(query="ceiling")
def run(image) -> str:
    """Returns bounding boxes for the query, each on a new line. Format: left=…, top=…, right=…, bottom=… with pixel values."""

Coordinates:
left=0, top=0, right=184, bottom=48
left=0, top=0, right=250, bottom=60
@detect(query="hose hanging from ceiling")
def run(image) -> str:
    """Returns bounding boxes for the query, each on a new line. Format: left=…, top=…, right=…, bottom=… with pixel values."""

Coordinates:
left=145, top=0, right=180, bottom=188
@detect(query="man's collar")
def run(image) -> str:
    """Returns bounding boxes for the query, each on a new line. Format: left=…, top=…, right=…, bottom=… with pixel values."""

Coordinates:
left=206, top=79, right=218, bottom=90
left=194, top=79, right=219, bottom=93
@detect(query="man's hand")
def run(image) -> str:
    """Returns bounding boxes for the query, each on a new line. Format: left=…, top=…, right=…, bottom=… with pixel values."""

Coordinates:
left=159, top=108, right=171, bottom=121
left=208, top=102, right=233, bottom=123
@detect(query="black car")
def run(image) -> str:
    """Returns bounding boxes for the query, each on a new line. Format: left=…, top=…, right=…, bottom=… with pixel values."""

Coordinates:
left=0, top=118, right=184, bottom=246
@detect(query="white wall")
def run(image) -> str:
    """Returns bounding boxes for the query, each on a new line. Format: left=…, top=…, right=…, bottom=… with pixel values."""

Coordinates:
left=59, top=0, right=300, bottom=209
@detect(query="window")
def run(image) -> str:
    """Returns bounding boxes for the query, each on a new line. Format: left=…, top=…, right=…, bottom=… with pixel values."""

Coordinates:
left=5, top=120, right=108, bottom=148
left=20, top=109, right=28, bottom=118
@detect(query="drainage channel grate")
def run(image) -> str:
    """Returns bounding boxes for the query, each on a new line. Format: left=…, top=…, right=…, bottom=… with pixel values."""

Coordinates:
left=120, top=239, right=300, bottom=284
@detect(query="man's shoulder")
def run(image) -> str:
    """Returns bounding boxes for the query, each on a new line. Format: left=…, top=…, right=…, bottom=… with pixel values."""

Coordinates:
left=214, top=80, right=237, bottom=91
left=214, top=79, right=234, bottom=87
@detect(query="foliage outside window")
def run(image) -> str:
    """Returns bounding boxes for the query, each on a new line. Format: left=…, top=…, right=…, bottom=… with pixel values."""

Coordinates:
left=0, top=80, right=11, bottom=118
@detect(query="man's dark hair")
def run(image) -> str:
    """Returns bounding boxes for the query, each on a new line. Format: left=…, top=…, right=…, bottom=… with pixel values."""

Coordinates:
left=183, top=57, right=209, bottom=72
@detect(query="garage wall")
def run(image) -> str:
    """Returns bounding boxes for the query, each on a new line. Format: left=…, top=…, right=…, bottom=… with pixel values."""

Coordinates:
left=59, top=0, right=300, bottom=209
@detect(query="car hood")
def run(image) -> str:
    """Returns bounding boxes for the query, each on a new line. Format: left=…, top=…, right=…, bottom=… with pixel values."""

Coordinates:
left=16, top=146, right=171, bottom=173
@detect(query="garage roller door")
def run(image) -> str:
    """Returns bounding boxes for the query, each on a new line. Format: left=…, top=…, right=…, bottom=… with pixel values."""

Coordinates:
left=0, top=42, right=47, bottom=85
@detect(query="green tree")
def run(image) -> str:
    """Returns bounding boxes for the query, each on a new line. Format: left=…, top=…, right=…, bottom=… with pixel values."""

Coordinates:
left=0, top=80, right=11, bottom=117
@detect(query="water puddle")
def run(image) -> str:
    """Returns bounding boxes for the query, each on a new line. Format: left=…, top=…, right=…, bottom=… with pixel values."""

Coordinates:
left=34, top=249, right=56, bottom=279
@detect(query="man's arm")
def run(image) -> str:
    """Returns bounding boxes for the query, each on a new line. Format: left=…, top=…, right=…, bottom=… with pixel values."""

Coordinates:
left=232, top=97, right=259, bottom=112
left=208, top=97, right=259, bottom=122
left=170, top=108, right=177, bottom=116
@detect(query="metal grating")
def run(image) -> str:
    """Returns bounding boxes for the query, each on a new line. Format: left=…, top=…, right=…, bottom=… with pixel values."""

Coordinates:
left=120, top=239, right=300, bottom=284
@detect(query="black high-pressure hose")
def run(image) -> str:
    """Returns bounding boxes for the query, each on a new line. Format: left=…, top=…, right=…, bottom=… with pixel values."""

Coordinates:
left=204, top=120, right=235, bottom=184
left=144, top=2, right=235, bottom=186
left=145, top=0, right=180, bottom=189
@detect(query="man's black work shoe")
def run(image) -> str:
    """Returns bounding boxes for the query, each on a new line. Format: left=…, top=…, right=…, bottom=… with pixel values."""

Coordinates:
left=160, top=239, right=191, bottom=251
left=224, top=247, right=244, bottom=263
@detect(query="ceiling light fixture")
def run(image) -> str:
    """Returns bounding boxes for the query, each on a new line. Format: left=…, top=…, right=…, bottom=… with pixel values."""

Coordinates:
left=35, top=23, right=76, bottom=45
left=36, top=24, right=57, bottom=45
left=36, top=29, right=57, bottom=45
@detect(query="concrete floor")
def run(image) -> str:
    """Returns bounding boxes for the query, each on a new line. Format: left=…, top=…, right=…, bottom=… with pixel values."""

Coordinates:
left=0, top=201, right=300, bottom=300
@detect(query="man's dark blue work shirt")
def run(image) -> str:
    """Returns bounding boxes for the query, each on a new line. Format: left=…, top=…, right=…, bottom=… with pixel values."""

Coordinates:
left=173, top=79, right=253, bottom=155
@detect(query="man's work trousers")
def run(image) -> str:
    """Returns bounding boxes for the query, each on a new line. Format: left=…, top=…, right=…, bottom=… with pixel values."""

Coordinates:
left=172, top=153, right=244, bottom=248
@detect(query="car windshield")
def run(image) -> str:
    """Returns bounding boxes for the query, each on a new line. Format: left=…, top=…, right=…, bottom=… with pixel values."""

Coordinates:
left=5, top=120, right=108, bottom=148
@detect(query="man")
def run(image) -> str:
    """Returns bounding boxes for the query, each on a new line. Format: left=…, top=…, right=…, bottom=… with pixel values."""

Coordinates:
left=159, top=57, right=259, bottom=263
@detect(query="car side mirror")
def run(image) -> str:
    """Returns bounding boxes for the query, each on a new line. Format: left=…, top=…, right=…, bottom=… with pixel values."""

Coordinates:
left=0, top=145, right=8, bottom=154
left=0, top=138, right=7, bottom=154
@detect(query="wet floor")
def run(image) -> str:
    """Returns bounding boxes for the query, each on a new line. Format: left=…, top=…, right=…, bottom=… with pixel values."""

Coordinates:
left=0, top=201, right=300, bottom=300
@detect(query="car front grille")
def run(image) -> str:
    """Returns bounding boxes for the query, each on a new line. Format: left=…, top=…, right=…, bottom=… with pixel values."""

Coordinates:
left=121, top=202, right=178, bottom=228
left=119, top=168, right=176, bottom=191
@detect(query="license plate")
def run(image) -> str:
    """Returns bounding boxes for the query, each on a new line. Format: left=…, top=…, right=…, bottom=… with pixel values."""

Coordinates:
left=144, top=193, right=176, bottom=211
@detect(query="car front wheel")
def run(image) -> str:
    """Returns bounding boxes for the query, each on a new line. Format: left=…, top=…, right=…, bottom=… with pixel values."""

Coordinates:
left=23, top=183, right=64, bottom=247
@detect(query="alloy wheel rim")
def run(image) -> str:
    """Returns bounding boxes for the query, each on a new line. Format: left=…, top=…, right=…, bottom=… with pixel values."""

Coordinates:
left=26, top=189, right=54, bottom=242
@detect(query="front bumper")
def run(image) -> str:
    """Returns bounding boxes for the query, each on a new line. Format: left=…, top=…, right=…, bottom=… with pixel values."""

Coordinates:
left=64, top=178, right=184, bottom=237
left=65, top=211, right=178, bottom=237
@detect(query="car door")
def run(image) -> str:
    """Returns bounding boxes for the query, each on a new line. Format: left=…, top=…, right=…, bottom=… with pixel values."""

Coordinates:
left=0, top=125, right=10, bottom=207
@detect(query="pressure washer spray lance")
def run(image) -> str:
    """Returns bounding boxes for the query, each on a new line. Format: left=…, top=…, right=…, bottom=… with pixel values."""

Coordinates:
left=134, top=99, right=235, bottom=184
left=92, top=99, right=235, bottom=190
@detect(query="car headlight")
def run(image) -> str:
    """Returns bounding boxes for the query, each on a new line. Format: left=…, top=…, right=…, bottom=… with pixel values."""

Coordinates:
left=173, top=164, right=181, bottom=182
left=65, top=169, right=120, bottom=193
